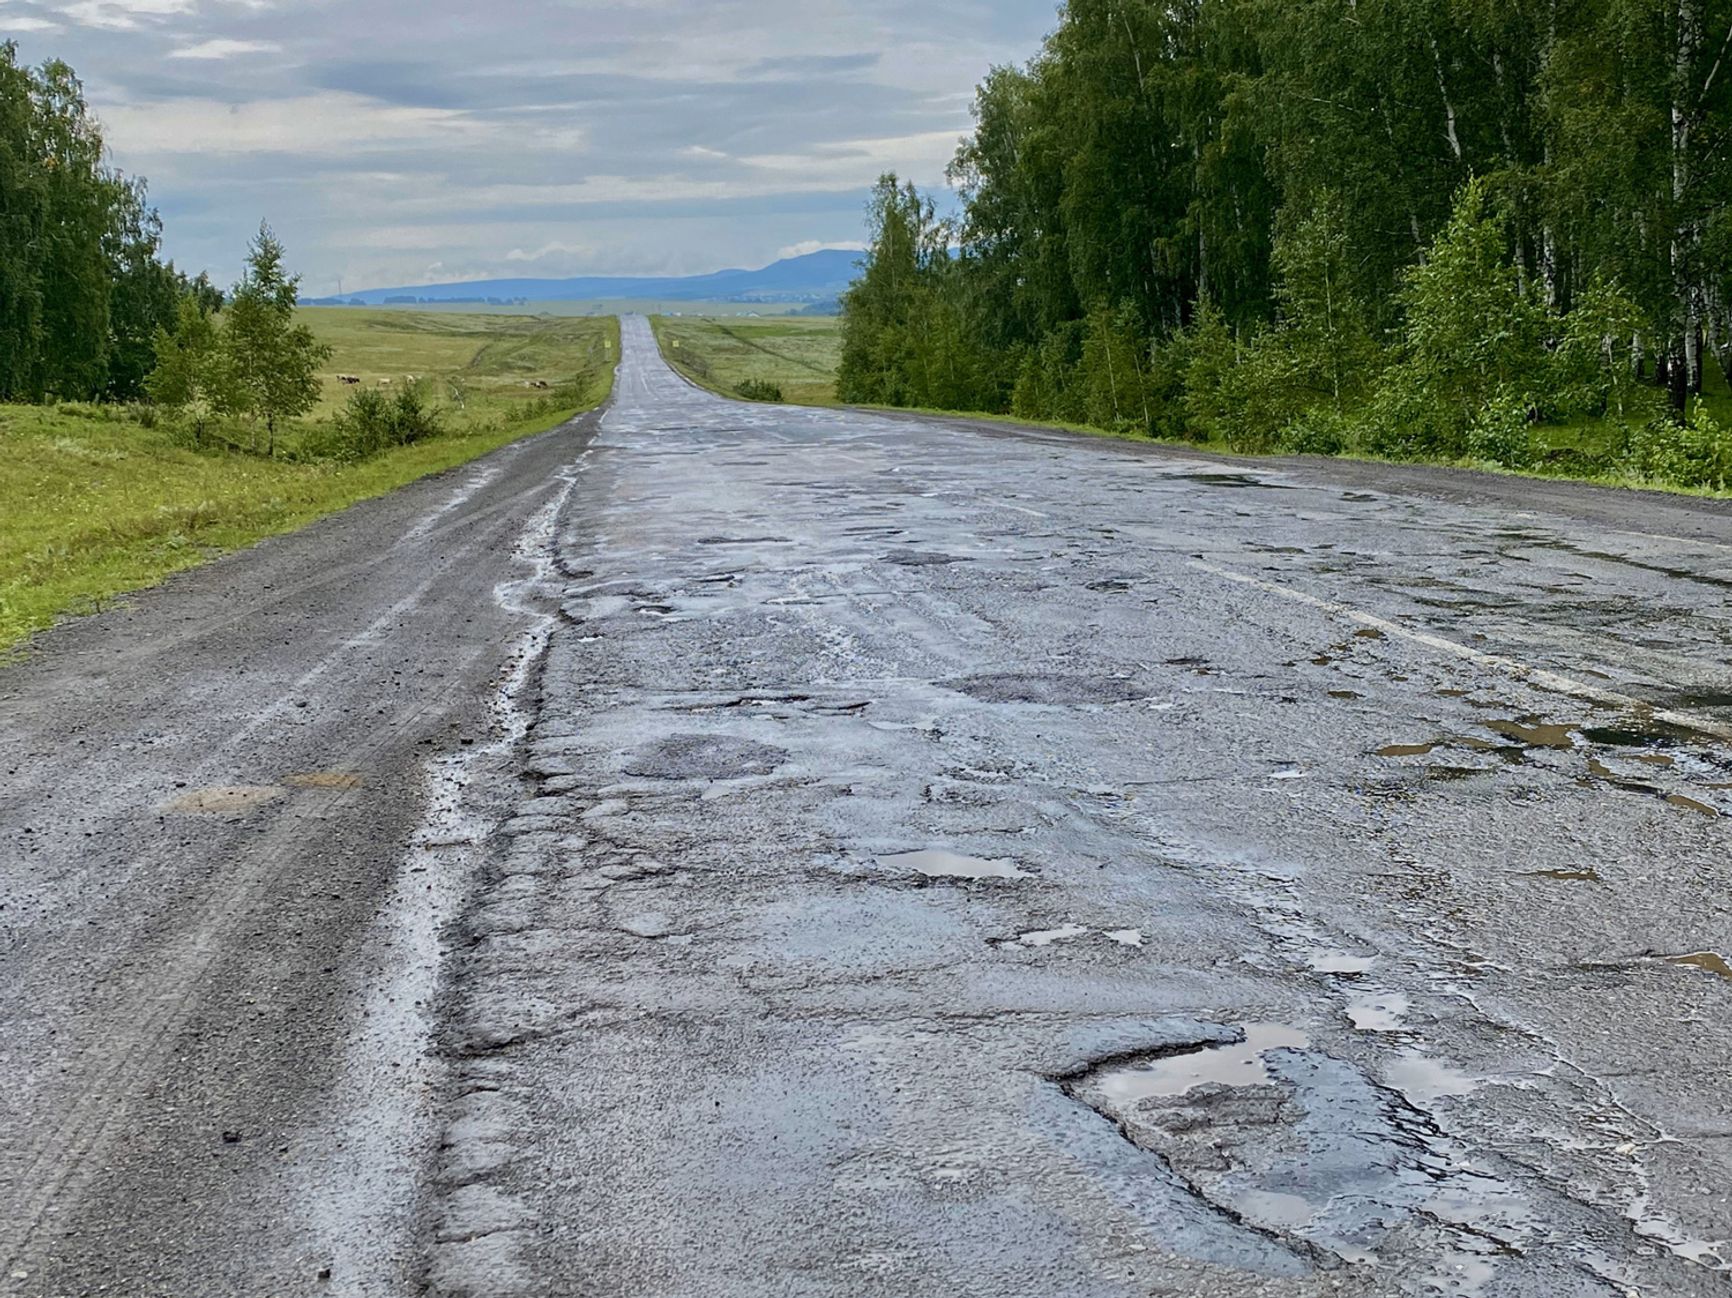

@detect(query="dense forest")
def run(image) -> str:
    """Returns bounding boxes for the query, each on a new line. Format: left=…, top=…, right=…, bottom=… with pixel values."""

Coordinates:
left=0, top=41, right=213, bottom=404
left=839, top=0, right=1732, bottom=480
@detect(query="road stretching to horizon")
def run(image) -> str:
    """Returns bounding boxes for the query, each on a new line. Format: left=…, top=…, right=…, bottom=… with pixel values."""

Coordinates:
left=3, top=316, right=1731, bottom=1297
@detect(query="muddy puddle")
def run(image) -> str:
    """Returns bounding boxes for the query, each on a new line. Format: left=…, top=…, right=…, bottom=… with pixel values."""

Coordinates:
left=161, top=785, right=286, bottom=815
left=882, top=849, right=1029, bottom=880
left=1667, top=951, right=1732, bottom=979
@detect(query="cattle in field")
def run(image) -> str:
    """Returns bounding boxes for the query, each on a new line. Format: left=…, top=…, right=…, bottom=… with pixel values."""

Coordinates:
left=338, top=375, right=361, bottom=385
left=378, top=378, right=393, bottom=387
left=528, top=379, right=551, bottom=390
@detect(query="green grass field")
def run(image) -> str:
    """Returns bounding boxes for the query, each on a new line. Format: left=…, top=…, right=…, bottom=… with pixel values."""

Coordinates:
left=1, top=311, right=618, bottom=652
left=651, top=315, right=841, bottom=406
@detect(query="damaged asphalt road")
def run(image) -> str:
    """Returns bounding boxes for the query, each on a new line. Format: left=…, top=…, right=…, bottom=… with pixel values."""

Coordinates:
left=7, top=316, right=1732, bottom=1296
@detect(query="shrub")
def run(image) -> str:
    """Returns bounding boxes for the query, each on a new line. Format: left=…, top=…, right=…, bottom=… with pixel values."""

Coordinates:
left=735, top=378, right=784, bottom=402
left=309, top=381, right=445, bottom=461
left=1466, top=392, right=1536, bottom=469
left=1624, top=404, right=1732, bottom=489
left=1279, top=407, right=1352, bottom=456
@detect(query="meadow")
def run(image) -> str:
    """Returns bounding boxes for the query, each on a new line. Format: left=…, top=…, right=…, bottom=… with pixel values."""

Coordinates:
left=0, top=311, right=617, bottom=651
left=651, top=315, right=841, bottom=406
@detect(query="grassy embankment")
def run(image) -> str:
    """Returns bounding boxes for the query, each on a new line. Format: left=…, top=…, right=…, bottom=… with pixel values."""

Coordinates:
left=651, top=313, right=1732, bottom=496
left=0, top=311, right=618, bottom=651
left=650, top=315, right=841, bottom=406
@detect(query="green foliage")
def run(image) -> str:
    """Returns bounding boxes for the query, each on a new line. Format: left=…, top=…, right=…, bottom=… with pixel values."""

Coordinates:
left=1624, top=403, right=1732, bottom=489
left=1467, top=392, right=1538, bottom=470
left=734, top=378, right=783, bottom=402
left=305, top=381, right=445, bottom=461
left=833, top=0, right=1732, bottom=491
left=144, top=296, right=239, bottom=446
left=222, top=224, right=333, bottom=455
left=0, top=44, right=188, bottom=403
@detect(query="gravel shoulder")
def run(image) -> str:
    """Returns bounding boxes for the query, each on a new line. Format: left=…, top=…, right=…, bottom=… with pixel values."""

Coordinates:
left=0, top=408, right=603, bottom=1295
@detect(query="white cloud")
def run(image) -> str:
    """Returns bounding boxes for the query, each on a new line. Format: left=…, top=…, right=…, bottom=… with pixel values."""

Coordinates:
left=168, top=37, right=279, bottom=59
left=50, top=0, right=198, bottom=31
left=100, top=93, right=492, bottom=155
left=505, top=240, right=593, bottom=263
left=776, top=239, right=864, bottom=259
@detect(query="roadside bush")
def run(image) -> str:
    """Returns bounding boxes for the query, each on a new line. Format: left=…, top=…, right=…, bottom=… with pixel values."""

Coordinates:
left=735, top=378, right=784, bottom=402
left=1466, top=392, right=1536, bottom=469
left=1624, top=405, right=1732, bottom=489
left=308, top=381, right=445, bottom=461
left=1278, top=406, right=1352, bottom=456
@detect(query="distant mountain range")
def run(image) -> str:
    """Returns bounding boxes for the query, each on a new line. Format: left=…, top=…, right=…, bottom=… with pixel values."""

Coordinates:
left=310, top=248, right=862, bottom=308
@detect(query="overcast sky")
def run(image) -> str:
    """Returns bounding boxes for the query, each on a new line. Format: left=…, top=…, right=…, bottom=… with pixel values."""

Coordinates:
left=2, top=0, right=1059, bottom=294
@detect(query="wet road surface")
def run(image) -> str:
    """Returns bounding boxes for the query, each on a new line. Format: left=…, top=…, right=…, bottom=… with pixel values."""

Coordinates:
left=7, top=315, right=1732, bottom=1295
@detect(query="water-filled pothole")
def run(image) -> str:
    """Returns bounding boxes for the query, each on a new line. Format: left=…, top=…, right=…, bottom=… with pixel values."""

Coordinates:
left=1078, top=1023, right=1311, bottom=1102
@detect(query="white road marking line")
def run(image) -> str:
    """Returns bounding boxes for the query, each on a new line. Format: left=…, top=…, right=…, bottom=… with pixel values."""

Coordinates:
left=1190, top=558, right=1732, bottom=744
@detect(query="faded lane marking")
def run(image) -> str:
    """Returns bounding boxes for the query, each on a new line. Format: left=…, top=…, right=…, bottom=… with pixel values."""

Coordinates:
left=1191, top=558, right=1732, bottom=745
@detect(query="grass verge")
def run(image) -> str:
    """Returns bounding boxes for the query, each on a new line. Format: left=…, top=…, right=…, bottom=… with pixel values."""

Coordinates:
left=650, top=315, right=840, bottom=405
left=1, top=312, right=618, bottom=652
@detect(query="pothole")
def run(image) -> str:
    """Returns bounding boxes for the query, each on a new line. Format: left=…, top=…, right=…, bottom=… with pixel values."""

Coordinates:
left=1345, top=990, right=1411, bottom=1033
left=1074, top=1023, right=1311, bottom=1101
left=947, top=673, right=1149, bottom=706
left=620, top=735, right=788, bottom=781
left=1015, top=924, right=1089, bottom=947
left=879, top=849, right=1028, bottom=881
left=1060, top=1028, right=1538, bottom=1277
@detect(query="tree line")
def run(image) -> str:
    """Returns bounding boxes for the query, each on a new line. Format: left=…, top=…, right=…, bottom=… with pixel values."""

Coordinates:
left=839, top=0, right=1732, bottom=479
left=0, top=42, right=219, bottom=403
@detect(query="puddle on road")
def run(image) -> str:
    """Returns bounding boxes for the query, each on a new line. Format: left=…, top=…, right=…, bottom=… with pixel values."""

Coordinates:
left=1088, top=1023, right=1311, bottom=1103
left=1667, top=951, right=1732, bottom=979
left=1306, top=950, right=1376, bottom=976
left=1485, top=719, right=1577, bottom=750
left=1017, top=924, right=1089, bottom=947
left=882, top=849, right=1029, bottom=880
left=1384, top=1051, right=1482, bottom=1103
left=1346, top=991, right=1411, bottom=1032
left=1666, top=794, right=1720, bottom=817
left=162, top=785, right=287, bottom=816
left=1378, top=742, right=1441, bottom=758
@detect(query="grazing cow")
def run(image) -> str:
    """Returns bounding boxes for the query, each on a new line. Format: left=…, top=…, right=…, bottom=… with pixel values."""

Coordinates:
left=338, top=375, right=361, bottom=385
left=529, top=379, right=551, bottom=390
left=378, top=378, right=393, bottom=387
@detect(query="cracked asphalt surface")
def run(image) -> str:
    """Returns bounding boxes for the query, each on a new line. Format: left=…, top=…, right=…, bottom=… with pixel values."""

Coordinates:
left=6, top=315, right=1732, bottom=1296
